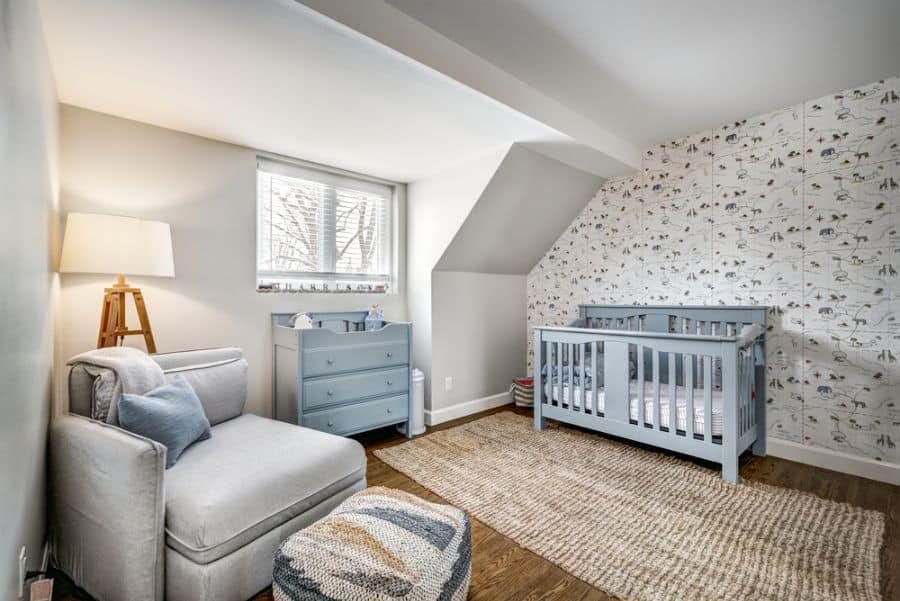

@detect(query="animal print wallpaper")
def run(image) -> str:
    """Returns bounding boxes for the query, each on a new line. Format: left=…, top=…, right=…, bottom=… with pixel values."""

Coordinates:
left=527, top=75, right=899, bottom=467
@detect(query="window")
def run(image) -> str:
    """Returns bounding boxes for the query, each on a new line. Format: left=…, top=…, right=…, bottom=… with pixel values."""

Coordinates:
left=256, top=157, right=394, bottom=292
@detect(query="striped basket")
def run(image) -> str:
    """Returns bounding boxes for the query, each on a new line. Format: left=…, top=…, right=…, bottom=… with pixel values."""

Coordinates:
left=510, top=377, right=534, bottom=408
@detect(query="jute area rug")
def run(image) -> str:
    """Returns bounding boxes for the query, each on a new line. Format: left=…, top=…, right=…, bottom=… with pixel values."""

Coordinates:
left=374, top=412, right=884, bottom=601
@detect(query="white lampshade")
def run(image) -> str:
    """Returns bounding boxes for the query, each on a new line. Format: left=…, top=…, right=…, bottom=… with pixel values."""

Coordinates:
left=60, top=213, right=175, bottom=277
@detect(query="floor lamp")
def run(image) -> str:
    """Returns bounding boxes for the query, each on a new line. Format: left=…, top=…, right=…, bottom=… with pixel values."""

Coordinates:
left=59, top=213, right=175, bottom=353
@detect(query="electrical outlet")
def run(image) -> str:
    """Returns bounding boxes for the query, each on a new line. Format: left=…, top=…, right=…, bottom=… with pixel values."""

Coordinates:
left=444, top=376, right=453, bottom=392
left=18, top=546, right=26, bottom=599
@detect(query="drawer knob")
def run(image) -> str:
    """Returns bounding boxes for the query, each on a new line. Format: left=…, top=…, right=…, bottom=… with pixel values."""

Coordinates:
left=386, top=352, right=393, bottom=358
left=387, top=408, right=392, bottom=413
left=327, top=390, right=334, bottom=396
left=326, top=359, right=334, bottom=365
left=387, top=380, right=393, bottom=386
left=327, top=420, right=334, bottom=427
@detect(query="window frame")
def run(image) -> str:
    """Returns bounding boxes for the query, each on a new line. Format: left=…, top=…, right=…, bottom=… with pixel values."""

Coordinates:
left=255, top=154, right=399, bottom=292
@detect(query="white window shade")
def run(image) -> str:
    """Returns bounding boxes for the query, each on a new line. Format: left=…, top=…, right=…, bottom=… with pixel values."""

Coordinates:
left=256, top=157, right=394, bottom=292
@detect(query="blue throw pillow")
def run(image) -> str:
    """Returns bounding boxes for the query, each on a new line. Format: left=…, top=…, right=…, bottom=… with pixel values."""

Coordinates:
left=118, top=375, right=212, bottom=468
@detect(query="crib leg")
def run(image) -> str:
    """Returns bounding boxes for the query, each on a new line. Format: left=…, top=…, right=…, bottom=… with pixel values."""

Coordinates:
left=533, top=328, right=546, bottom=431
left=721, top=345, right=740, bottom=483
left=534, top=406, right=547, bottom=431
left=752, top=435, right=766, bottom=457
left=722, top=451, right=740, bottom=483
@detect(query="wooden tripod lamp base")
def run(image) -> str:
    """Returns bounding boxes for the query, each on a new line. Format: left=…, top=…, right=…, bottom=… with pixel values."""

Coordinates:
left=97, top=275, right=158, bottom=353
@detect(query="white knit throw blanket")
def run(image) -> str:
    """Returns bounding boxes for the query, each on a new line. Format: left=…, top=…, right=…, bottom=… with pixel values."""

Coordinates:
left=68, top=346, right=165, bottom=424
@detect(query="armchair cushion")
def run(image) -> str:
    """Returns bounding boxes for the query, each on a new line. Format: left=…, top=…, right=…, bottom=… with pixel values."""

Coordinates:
left=164, top=414, right=367, bottom=564
left=119, top=375, right=212, bottom=468
left=67, top=347, right=248, bottom=426
left=155, top=347, right=248, bottom=425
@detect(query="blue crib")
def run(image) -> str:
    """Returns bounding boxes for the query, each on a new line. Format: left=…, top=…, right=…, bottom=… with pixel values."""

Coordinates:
left=533, top=305, right=767, bottom=483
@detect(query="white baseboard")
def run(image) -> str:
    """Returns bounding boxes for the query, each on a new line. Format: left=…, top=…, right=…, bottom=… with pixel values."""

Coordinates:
left=767, top=439, right=900, bottom=486
left=425, top=392, right=512, bottom=426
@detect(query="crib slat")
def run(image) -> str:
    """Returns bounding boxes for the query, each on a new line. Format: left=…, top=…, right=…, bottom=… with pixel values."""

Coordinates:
left=579, top=344, right=587, bottom=414
left=748, top=351, right=755, bottom=429
left=738, top=351, right=745, bottom=434
left=544, top=342, right=550, bottom=403
left=668, top=352, right=677, bottom=433
left=546, top=343, right=552, bottom=404
left=744, top=352, right=750, bottom=431
left=744, top=351, right=752, bottom=433
left=573, top=344, right=580, bottom=413
left=704, top=355, right=713, bottom=441
left=591, top=341, right=598, bottom=416
left=745, top=352, right=751, bottom=433
left=556, top=342, right=563, bottom=408
left=652, top=350, right=660, bottom=430
left=751, top=351, right=756, bottom=428
left=575, top=344, right=581, bottom=414
left=637, top=344, right=645, bottom=425
left=685, top=354, right=694, bottom=438
left=568, top=344, right=574, bottom=413
left=743, top=353, right=748, bottom=432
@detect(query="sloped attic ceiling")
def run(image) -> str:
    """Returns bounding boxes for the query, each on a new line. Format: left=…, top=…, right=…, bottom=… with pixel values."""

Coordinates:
left=37, top=0, right=624, bottom=182
left=435, top=143, right=602, bottom=274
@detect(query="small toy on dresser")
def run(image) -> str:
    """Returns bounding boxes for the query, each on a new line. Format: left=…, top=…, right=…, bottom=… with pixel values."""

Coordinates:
left=364, top=303, right=384, bottom=330
left=288, top=312, right=315, bottom=329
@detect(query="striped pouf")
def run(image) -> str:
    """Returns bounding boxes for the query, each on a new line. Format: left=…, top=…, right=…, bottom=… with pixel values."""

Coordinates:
left=274, top=487, right=471, bottom=601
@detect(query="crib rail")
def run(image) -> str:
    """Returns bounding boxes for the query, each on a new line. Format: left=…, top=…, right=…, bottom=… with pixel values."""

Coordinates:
left=533, top=324, right=765, bottom=482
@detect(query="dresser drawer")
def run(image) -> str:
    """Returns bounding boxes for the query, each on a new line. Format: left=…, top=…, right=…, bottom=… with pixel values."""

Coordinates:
left=303, top=367, right=409, bottom=410
left=303, top=342, right=408, bottom=377
left=303, top=394, right=408, bottom=435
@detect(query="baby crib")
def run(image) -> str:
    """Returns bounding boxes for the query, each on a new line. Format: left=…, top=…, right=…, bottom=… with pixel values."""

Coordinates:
left=533, top=305, right=767, bottom=483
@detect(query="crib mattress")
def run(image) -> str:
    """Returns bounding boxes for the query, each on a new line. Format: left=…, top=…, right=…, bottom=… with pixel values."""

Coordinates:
left=549, top=381, right=724, bottom=436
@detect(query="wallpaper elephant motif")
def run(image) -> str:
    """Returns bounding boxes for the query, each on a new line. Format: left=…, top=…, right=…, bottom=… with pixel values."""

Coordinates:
left=527, top=75, right=899, bottom=466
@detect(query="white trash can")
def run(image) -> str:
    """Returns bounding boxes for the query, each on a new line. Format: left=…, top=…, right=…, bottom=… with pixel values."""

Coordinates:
left=397, top=368, right=426, bottom=436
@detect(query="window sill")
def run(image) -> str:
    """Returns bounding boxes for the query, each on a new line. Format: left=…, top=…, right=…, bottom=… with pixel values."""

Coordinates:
left=256, top=287, right=392, bottom=295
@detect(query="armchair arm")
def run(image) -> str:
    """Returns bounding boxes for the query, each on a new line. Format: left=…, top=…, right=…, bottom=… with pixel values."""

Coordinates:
left=49, top=414, right=166, bottom=601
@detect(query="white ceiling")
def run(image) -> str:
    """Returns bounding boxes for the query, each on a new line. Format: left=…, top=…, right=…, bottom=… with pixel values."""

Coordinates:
left=37, top=0, right=608, bottom=182
left=384, top=0, right=900, bottom=146
left=38, top=0, right=900, bottom=182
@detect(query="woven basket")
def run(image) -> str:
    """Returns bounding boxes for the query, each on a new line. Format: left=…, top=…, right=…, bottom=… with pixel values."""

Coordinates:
left=510, top=377, right=534, bottom=407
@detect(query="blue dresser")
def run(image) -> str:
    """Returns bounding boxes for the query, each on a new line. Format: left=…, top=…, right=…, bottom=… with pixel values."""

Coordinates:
left=272, top=312, right=413, bottom=438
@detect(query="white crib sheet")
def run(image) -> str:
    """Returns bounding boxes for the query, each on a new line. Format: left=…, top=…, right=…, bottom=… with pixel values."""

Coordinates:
left=549, top=381, right=724, bottom=436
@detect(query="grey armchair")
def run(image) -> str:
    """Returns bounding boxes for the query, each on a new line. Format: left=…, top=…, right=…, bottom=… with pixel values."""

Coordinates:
left=50, top=347, right=367, bottom=601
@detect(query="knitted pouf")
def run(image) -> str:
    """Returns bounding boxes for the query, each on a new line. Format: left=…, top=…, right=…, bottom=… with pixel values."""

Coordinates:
left=273, top=487, right=471, bottom=601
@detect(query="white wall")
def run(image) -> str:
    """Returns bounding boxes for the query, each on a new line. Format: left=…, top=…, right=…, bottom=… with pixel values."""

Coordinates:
left=408, top=144, right=602, bottom=420
left=430, top=271, right=526, bottom=418
left=406, top=149, right=507, bottom=409
left=0, top=0, right=59, bottom=595
left=58, top=106, right=407, bottom=417
left=436, top=144, right=603, bottom=273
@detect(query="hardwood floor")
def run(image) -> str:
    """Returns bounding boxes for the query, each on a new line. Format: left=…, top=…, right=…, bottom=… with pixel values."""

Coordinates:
left=54, top=405, right=899, bottom=601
